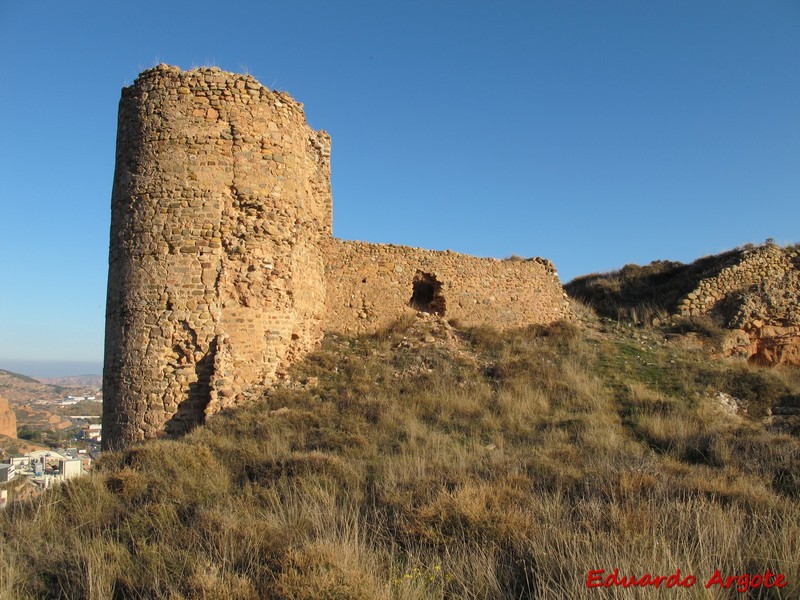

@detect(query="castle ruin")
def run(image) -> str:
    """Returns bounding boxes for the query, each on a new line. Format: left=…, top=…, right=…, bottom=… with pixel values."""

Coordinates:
left=103, top=65, right=572, bottom=449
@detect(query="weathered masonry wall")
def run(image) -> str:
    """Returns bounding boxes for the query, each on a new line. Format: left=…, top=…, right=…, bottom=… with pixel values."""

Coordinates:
left=324, top=240, right=573, bottom=334
left=103, top=65, right=331, bottom=447
left=676, top=244, right=800, bottom=366
left=677, top=244, right=797, bottom=318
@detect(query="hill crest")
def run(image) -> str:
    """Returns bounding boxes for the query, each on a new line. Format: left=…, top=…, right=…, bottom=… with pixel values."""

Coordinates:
left=566, top=242, right=800, bottom=367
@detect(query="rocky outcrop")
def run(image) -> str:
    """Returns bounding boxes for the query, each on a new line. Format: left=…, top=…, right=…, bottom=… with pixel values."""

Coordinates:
left=745, top=325, right=800, bottom=367
left=566, top=242, right=800, bottom=367
left=0, top=395, right=17, bottom=439
left=677, top=244, right=800, bottom=367
left=676, top=244, right=797, bottom=318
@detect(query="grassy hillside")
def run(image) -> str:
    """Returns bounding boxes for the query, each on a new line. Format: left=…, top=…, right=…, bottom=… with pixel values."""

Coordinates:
left=564, top=247, right=751, bottom=323
left=564, top=242, right=800, bottom=326
left=1, top=311, right=799, bottom=599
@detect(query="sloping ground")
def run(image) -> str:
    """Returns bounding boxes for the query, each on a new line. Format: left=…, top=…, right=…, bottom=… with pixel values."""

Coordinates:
left=0, top=369, right=71, bottom=406
left=0, top=435, right=48, bottom=458
left=566, top=242, right=800, bottom=366
left=1, top=314, right=799, bottom=599
left=564, top=248, right=744, bottom=322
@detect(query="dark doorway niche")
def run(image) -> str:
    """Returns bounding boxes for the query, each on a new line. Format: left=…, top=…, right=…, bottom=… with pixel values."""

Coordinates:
left=409, top=271, right=446, bottom=315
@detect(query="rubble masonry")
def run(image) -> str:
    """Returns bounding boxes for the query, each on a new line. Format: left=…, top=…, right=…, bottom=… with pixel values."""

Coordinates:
left=103, top=66, right=572, bottom=448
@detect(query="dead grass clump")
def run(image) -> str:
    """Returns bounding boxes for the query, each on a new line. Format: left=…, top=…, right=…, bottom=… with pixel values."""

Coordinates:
left=625, top=381, right=681, bottom=415
left=275, top=540, right=388, bottom=600
left=373, top=312, right=418, bottom=340
left=569, top=297, right=598, bottom=323
left=669, top=313, right=729, bottom=345
left=244, top=451, right=360, bottom=491
left=101, top=440, right=231, bottom=507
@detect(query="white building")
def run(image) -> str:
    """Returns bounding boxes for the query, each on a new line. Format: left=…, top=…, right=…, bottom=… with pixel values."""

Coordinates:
left=0, top=448, right=90, bottom=493
left=10, top=456, right=30, bottom=468
left=59, top=459, right=82, bottom=480
left=0, top=463, right=15, bottom=483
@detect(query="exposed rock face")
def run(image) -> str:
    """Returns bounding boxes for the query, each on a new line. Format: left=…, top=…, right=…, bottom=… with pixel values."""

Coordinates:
left=103, top=65, right=573, bottom=449
left=745, top=325, right=800, bottom=367
left=722, top=321, right=800, bottom=367
left=0, top=395, right=17, bottom=439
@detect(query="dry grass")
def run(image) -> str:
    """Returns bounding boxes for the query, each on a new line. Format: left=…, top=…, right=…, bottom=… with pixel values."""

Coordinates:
left=1, top=318, right=799, bottom=599
left=564, top=249, right=746, bottom=321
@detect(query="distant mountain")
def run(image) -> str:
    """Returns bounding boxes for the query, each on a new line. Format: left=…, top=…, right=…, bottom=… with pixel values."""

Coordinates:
left=37, top=374, right=102, bottom=389
left=0, top=369, right=72, bottom=405
left=0, top=368, right=38, bottom=384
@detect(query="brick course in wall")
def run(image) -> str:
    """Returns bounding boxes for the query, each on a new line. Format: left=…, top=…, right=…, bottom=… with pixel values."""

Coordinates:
left=103, top=66, right=572, bottom=449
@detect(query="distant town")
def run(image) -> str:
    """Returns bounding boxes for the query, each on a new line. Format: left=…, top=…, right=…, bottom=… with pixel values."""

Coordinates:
left=0, top=368, right=103, bottom=507
left=0, top=446, right=95, bottom=509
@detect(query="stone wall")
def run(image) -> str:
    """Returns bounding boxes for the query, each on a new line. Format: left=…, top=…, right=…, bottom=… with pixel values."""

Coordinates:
left=677, top=244, right=795, bottom=317
left=103, top=65, right=572, bottom=449
left=103, top=65, right=331, bottom=447
left=0, top=395, right=16, bottom=439
left=676, top=244, right=800, bottom=366
left=324, top=240, right=572, bottom=334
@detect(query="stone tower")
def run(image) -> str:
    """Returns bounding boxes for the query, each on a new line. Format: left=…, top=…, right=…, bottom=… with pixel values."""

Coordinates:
left=103, top=65, right=331, bottom=448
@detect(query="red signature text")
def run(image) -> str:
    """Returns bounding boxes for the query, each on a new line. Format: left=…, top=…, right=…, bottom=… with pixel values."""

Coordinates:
left=587, top=568, right=787, bottom=592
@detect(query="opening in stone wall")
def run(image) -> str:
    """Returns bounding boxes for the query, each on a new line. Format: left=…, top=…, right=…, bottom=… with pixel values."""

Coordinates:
left=410, top=271, right=446, bottom=315
left=164, top=335, right=216, bottom=437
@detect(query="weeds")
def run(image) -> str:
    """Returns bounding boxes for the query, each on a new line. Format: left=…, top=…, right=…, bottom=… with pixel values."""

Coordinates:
left=1, top=318, right=799, bottom=599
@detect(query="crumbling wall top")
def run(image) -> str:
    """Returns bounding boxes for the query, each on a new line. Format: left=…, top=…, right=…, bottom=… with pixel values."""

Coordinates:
left=127, top=64, right=312, bottom=117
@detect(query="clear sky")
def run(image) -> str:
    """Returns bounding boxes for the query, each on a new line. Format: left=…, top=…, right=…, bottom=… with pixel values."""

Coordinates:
left=0, top=1, right=798, bottom=373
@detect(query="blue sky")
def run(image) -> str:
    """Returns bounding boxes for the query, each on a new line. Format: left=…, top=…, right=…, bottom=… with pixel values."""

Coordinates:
left=0, top=1, right=798, bottom=373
